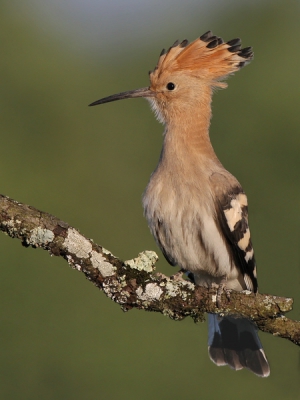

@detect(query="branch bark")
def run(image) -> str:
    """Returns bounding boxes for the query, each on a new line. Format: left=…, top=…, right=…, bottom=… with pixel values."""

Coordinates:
left=0, top=194, right=299, bottom=346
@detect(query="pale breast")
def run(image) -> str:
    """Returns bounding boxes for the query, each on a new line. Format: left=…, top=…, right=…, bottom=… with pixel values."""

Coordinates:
left=142, top=168, right=243, bottom=289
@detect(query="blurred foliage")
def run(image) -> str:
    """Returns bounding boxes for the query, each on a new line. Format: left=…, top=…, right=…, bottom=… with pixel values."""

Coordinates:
left=0, top=1, right=299, bottom=399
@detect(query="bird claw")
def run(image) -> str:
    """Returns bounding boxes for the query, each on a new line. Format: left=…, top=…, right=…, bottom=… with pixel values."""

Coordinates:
left=155, top=272, right=169, bottom=280
left=170, top=268, right=186, bottom=282
left=156, top=269, right=186, bottom=282
left=216, top=278, right=231, bottom=308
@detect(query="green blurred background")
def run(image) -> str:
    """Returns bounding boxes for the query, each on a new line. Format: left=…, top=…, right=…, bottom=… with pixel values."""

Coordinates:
left=1, top=1, right=299, bottom=398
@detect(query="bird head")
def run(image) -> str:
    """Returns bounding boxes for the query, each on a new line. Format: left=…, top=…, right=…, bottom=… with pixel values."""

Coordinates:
left=89, top=31, right=253, bottom=124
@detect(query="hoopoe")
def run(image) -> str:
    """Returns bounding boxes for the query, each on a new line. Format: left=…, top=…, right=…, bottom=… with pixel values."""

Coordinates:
left=89, top=31, right=270, bottom=377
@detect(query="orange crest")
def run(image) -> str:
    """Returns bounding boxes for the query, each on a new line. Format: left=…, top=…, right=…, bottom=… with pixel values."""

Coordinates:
left=150, top=31, right=253, bottom=88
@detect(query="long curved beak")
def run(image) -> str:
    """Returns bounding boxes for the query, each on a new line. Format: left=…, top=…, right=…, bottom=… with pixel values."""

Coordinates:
left=89, top=87, right=154, bottom=106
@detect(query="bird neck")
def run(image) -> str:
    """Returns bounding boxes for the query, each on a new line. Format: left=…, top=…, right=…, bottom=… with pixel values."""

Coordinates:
left=161, top=94, right=220, bottom=169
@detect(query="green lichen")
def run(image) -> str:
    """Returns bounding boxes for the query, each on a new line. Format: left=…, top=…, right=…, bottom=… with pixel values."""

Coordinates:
left=90, top=250, right=116, bottom=277
left=124, top=251, right=158, bottom=273
left=27, top=227, right=54, bottom=246
left=136, top=283, right=163, bottom=302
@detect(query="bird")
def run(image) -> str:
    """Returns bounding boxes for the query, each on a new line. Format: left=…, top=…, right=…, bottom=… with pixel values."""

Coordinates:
left=89, top=31, right=270, bottom=377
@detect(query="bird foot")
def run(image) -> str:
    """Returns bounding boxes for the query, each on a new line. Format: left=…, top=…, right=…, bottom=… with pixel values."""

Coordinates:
left=216, top=277, right=231, bottom=308
left=155, top=272, right=169, bottom=280
left=170, top=268, right=186, bottom=282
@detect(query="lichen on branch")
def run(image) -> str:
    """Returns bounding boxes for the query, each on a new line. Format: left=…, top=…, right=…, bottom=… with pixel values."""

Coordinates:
left=0, top=194, right=299, bottom=346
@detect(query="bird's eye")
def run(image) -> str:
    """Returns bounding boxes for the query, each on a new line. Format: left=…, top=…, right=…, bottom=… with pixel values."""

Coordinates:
left=166, top=82, right=176, bottom=91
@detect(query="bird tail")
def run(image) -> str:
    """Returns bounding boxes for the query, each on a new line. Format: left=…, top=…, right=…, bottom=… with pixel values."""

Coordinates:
left=208, top=313, right=270, bottom=377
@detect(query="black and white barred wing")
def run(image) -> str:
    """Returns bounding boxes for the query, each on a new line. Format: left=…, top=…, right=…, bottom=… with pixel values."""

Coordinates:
left=212, top=174, right=258, bottom=292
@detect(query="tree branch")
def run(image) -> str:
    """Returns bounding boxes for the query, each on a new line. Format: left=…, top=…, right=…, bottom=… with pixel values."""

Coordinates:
left=0, top=194, right=299, bottom=346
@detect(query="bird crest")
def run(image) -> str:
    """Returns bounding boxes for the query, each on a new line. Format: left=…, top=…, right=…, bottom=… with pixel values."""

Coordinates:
left=150, top=31, right=253, bottom=89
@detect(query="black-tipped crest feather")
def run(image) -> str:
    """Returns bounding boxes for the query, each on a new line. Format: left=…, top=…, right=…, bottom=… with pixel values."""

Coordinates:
left=206, top=39, right=219, bottom=49
left=228, top=44, right=242, bottom=53
left=171, top=39, right=180, bottom=48
left=180, top=39, right=189, bottom=48
left=200, top=31, right=213, bottom=42
left=226, top=38, right=241, bottom=46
